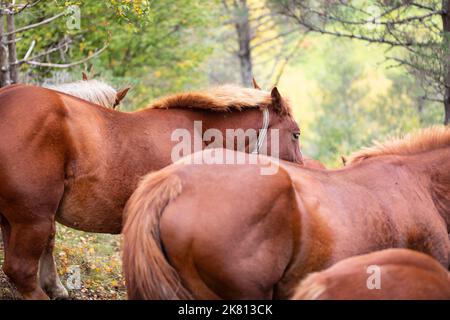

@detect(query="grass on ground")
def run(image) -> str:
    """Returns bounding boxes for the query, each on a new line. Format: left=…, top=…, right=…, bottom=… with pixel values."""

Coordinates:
left=0, top=225, right=126, bottom=300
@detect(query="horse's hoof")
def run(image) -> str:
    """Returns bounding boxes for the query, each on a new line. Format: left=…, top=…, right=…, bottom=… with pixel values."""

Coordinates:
left=47, top=285, right=70, bottom=300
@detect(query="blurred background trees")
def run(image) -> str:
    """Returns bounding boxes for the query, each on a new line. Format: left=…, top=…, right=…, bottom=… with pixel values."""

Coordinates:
left=0, top=0, right=447, bottom=166
left=0, top=0, right=215, bottom=103
left=272, top=0, right=450, bottom=124
left=218, top=0, right=301, bottom=86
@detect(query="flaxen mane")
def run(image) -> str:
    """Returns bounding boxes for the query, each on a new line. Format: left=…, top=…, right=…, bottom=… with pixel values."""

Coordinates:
left=46, top=79, right=118, bottom=109
left=348, top=126, right=450, bottom=164
left=149, top=84, right=292, bottom=115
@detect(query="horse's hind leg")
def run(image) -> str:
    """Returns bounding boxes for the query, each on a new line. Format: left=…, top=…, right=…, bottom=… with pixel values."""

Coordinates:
left=2, top=220, right=53, bottom=299
left=39, top=222, right=68, bottom=299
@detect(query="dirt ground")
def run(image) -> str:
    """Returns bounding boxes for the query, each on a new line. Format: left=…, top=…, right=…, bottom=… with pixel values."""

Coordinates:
left=0, top=269, right=19, bottom=299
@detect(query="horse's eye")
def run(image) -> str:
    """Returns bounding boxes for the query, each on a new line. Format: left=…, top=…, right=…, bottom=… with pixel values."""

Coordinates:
left=293, top=132, right=300, bottom=140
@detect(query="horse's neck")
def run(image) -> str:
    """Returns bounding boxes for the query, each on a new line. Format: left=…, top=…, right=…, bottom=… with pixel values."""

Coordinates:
left=140, top=107, right=263, bottom=127
left=415, top=148, right=450, bottom=230
left=203, top=109, right=264, bottom=132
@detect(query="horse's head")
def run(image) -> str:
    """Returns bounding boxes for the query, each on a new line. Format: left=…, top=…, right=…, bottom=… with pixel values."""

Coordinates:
left=251, top=79, right=302, bottom=165
left=264, top=87, right=303, bottom=164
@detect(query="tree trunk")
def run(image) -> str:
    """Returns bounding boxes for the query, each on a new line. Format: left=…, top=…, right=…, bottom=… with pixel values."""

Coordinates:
left=234, top=0, right=253, bottom=87
left=6, top=6, right=17, bottom=84
left=442, top=0, right=450, bottom=125
left=0, top=6, right=8, bottom=87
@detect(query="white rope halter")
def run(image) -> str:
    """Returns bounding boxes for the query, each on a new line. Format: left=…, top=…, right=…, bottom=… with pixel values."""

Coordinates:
left=251, top=108, right=270, bottom=154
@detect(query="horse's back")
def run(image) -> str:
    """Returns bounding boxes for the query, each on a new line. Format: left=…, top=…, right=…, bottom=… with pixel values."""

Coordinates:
left=282, top=158, right=450, bottom=267
left=293, top=248, right=450, bottom=300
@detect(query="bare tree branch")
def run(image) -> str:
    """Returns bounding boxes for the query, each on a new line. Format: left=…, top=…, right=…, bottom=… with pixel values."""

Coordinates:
left=277, top=1, right=439, bottom=47
left=13, top=0, right=42, bottom=15
left=14, top=37, right=72, bottom=65
left=5, top=11, right=65, bottom=36
left=273, top=35, right=306, bottom=86
left=250, top=28, right=297, bottom=50
left=25, top=43, right=108, bottom=68
left=2, top=36, right=22, bottom=44
left=22, top=39, right=35, bottom=61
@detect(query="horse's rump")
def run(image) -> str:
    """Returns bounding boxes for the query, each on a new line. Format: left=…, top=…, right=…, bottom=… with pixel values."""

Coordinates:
left=123, top=151, right=303, bottom=299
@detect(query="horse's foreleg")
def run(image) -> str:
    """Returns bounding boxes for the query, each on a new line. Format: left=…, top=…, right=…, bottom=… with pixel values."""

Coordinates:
left=39, top=222, right=68, bottom=299
left=3, top=221, right=53, bottom=300
left=0, top=214, right=10, bottom=253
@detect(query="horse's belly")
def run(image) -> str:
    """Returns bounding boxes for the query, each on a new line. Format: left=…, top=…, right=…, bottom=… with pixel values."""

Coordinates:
left=56, top=187, right=124, bottom=234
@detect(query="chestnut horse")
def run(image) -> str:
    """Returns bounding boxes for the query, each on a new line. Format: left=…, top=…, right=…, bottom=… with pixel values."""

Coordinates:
left=293, top=249, right=450, bottom=300
left=122, top=126, right=450, bottom=299
left=0, top=83, right=302, bottom=299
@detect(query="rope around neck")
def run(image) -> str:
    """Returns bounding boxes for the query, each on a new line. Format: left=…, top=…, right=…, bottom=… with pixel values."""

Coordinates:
left=251, top=108, right=270, bottom=154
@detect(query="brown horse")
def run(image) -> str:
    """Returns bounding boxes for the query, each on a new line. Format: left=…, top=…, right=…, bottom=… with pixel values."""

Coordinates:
left=293, top=248, right=450, bottom=300
left=0, top=83, right=302, bottom=299
left=122, top=126, right=450, bottom=299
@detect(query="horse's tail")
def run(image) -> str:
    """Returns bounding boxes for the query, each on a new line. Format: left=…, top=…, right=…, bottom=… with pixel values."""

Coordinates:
left=291, top=273, right=327, bottom=300
left=122, top=168, right=192, bottom=300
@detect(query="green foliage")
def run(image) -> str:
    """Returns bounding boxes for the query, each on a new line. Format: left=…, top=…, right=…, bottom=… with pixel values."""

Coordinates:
left=296, top=38, right=442, bottom=167
left=14, top=0, right=218, bottom=107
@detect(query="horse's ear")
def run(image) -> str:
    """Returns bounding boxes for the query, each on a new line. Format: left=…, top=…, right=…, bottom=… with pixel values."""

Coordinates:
left=271, top=87, right=283, bottom=112
left=116, top=86, right=131, bottom=104
left=252, top=78, right=261, bottom=90
left=82, top=72, right=88, bottom=81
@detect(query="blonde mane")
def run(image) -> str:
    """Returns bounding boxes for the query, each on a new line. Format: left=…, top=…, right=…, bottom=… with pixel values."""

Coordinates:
left=149, top=84, right=292, bottom=115
left=348, top=126, right=450, bottom=164
left=46, top=79, right=117, bottom=108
